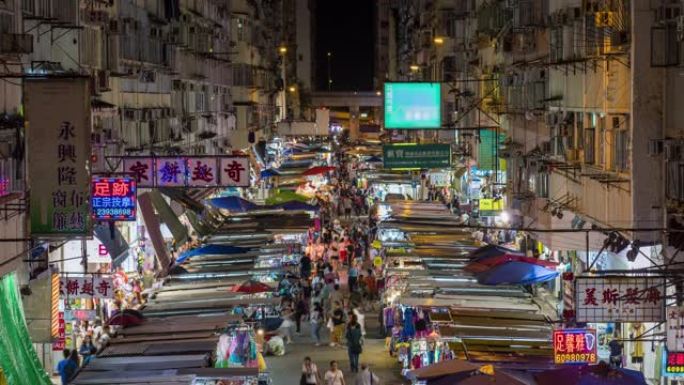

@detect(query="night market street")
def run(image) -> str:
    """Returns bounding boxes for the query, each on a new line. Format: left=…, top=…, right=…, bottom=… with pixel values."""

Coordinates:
left=0, top=1, right=678, bottom=385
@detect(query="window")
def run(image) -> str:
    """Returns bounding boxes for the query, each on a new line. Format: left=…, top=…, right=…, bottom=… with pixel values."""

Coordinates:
left=611, top=116, right=629, bottom=172
left=596, top=115, right=605, bottom=167
left=585, top=128, right=595, bottom=164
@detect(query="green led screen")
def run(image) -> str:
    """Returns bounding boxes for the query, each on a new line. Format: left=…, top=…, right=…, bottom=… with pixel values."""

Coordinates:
left=384, top=82, right=442, bottom=129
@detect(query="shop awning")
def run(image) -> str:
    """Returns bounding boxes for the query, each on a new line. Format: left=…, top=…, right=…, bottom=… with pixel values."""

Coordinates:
left=150, top=190, right=189, bottom=245
left=476, top=262, right=559, bottom=285
left=177, top=244, right=250, bottom=264
left=159, top=187, right=207, bottom=213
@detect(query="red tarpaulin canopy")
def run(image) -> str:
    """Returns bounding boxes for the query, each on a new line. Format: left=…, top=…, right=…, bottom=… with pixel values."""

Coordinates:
left=465, top=254, right=558, bottom=273
left=230, top=279, right=273, bottom=294
left=301, top=166, right=336, bottom=176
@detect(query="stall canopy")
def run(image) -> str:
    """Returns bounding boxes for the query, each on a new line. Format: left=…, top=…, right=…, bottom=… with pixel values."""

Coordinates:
left=0, top=273, right=51, bottom=385
left=534, top=363, right=648, bottom=385
left=177, top=244, right=250, bottom=264
left=265, top=190, right=310, bottom=205
left=231, top=279, right=273, bottom=294
left=272, top=201, right=319, bottom=212
left=260, top=168, right=281, bottom=178
left=465, top=254, right=557, bottom=273
left=301, top=166, right=336, bottom=176
left=469, top=245, right=523, bottom=260
left=476, top=261, right=559, bottom=285
left=208, top=197, right=258, bottom=212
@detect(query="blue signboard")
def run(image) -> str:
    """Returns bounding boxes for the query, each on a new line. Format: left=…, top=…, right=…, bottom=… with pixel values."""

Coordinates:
left=91, top=177, right=137, bottom=221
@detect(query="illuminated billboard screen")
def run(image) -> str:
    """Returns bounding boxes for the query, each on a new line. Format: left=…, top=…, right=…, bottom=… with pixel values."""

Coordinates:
left=384, top=82, right=441, bottom=129
left=91, top=177, right=137, bottom=221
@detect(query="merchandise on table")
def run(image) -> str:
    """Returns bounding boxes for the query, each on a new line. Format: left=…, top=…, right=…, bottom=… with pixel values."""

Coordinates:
left=215, top=327, right=259, bottom=368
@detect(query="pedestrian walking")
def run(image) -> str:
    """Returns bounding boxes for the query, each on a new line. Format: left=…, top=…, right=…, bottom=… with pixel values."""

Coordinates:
left=348, top=262, right=359, bottom=293
left=324, top=361, right=346, bottom=385
left=329, top=301, right=345, bottom=347
left=346, top=314, right=363, bottom=373
left=295, top=293, right=308, bottom=334
left=310, top=302, right=324, bottom=346
left=355, top=364, right=379, bottom=385
left=56, top=349, right=78, bottom=385
left=302, top=356, right=322, bottom=385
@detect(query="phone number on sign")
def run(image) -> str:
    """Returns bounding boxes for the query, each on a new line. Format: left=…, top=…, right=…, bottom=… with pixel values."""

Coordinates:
left=554, top=353, right=596, bottom=364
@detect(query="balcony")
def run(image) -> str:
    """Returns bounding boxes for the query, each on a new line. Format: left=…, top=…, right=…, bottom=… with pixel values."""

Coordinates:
left=0, top=34, right=33, bottom=55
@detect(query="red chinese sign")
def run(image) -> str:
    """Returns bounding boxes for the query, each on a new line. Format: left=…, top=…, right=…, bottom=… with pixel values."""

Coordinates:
left=553, top=329, right=597, bottom=365
left=575, top=276, right=666, bottom=323
left=119, top=156, right=249, bottom=188
left=52, top=311, right=65, bottom=351
left=665, top=351, right=684, bottom=375
left=91, top=177, right=137, bottom=221
left=59, top=276, right=114, bottom=299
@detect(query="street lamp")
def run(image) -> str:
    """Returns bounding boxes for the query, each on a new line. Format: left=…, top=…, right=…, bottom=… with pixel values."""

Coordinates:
left=433, top=36, right=444, bottom=45
left=410, top=64, right=420, bottom=72
left=279, top=46, right=287, bottom=54
left=288, top=86, right=296, bottom=93
left=327, top=51, right=333, bottom=91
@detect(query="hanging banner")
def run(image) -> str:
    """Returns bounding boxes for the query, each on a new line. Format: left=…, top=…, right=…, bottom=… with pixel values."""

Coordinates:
left=575, top=276, right=666, bottom=322
left=116, top=155, right=249, bottom=188
left=26, top=78, right=92, bottom=237
left=382, top=143, right=451, bottom=170
left=59, top=276, right=114, bottom=299
left=668, top=306, right=684, bottom=351
left=91, top=176, right=137, bottom=221
left=553, top=328, right=598, bottom=365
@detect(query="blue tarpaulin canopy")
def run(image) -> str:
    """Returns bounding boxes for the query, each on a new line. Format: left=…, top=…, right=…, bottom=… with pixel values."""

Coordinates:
left=208, top=196, right=258, bottom=212
left=177, top=244, right=249, bottom=264
left=469, top=244, right=523, bottom=261
left=476, top=261, right=559, bottom=285
left=272, top=201, right=319, bottom=211
left=367, top=155, right=382, bottom=163
left=260, top=168, right=281, bottom=178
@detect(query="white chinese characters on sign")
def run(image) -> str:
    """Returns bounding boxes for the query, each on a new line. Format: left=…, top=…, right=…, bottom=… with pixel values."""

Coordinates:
left=123, top=158, right=154, bottom=188
left=219, top=157, right=250, bottom=187
left=667, top=306, right=684, bottom=351
left=188, top=157, right=218, bottom=187
left=59, top=277, right=114, bottom=299
left=575, top=276, right=665, bottom=323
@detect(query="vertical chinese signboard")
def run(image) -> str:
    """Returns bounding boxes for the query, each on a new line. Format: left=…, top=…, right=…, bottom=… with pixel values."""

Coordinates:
left=26, top=78, right=92, bottom=237
left=91, top=177, right=137, bottom=221
left=575, top=276, right=666, bottom=322
left=553, top=329, right=598, bottom=365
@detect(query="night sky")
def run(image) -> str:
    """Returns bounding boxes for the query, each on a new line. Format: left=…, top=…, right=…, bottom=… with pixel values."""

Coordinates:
left=314, top=0, right=374, bottom=92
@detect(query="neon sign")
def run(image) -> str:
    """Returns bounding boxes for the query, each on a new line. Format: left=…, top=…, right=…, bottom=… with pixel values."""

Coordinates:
left=665, top=351, right=684, bottom=375
left=90, top=177, right=137, bottom=221
left=553, top=328, right=598, bottom=365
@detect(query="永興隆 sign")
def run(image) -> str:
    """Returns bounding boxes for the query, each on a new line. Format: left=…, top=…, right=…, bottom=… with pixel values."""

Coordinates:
left=26, top=78, right=92, bottom=237
left=91, top=177, right=137, bottom=221
left=383, top=143, right=451, bottom=170
left=575, top=276, right=666, bottom=323
left=553, top=329, right=597, bottom=365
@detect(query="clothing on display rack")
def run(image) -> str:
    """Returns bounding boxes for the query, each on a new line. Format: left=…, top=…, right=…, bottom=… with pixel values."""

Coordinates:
left=215, top=328, right=259, bottom=368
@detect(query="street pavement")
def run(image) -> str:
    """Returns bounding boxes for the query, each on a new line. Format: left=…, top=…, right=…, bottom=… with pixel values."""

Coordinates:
left=265, top=319, right=408, bottom=385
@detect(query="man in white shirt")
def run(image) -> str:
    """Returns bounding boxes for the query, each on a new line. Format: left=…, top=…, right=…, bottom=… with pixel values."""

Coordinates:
left=302, top=356, right=321, bottom=385
left=355, top=364, right=379, bottom=385
left=324, top=360, right=346, bottom=385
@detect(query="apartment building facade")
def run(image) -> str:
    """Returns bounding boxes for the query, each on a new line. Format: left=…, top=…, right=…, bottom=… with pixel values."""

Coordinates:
left=379, top=0, right=678, bottom=254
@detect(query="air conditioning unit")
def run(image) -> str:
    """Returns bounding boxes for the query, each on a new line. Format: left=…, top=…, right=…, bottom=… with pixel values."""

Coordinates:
left=97, top=70, right=110, bottom=92
left=109, top=19, right=120, bottom=33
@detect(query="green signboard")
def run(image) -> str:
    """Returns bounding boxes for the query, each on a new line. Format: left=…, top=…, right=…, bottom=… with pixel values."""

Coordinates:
left=383, top=143, right=451, bottom=170
left=384, top=82, right=441, bottom=129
